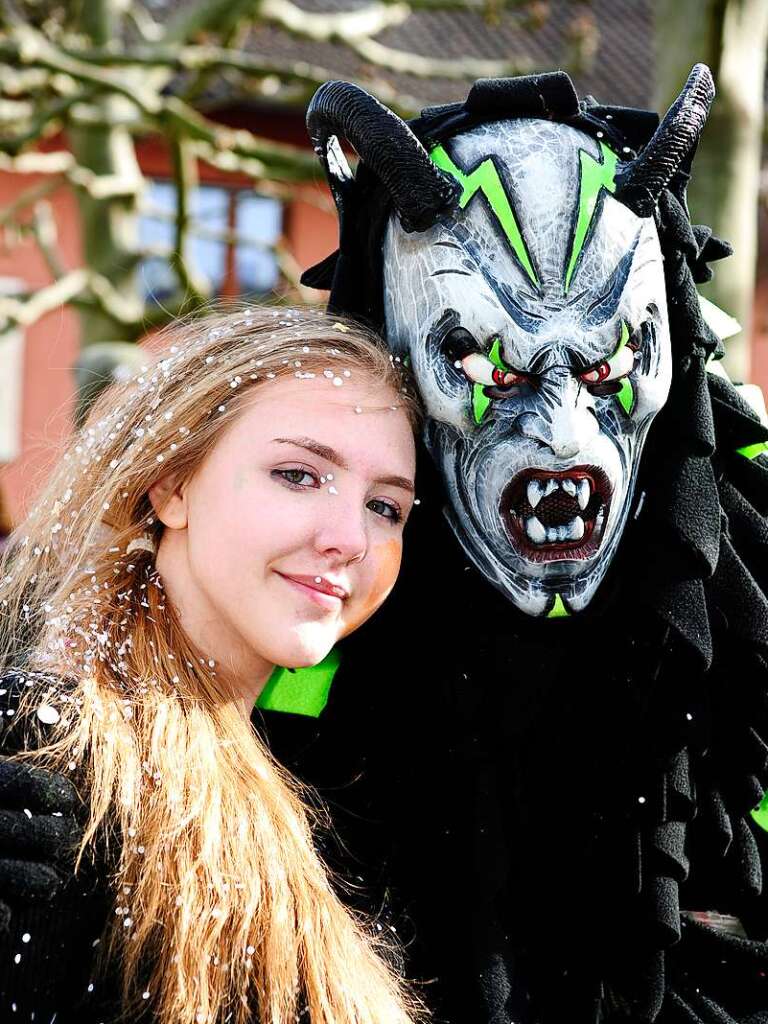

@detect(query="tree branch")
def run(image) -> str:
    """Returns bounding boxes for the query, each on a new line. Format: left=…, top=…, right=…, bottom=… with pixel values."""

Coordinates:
left=162, top=0, right=260, bottom=45
left=30, top=199, right=67, bottom=279
left=161, top=97, right=318, bottom=181
left=168, top=133, right=209, bottom=303
left=1, top=91, right=86, bottom=156
left=348, top=34, right=531, bottom=78
left=0, top=269, right=88, bottom=329
left=258, top=0, right=410, bottom=40
left=1, top=25, right=161, bottom=115
left=0, top=176, right=64, bottom=228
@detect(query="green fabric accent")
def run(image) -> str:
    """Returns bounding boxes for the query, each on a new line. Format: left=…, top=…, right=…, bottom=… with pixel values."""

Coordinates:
left=430, top=144, right=538, bottom=287
left=565, top=143, right=619, bottom=293
left=255, top=648, right=340, bottom=718
left=547, top=593, right=570, bottom=618
left=737, top=441, right=768, bottom=461
left=751, top=790, right=768, bottom=832
left=473, top=382, right=491, bottom=425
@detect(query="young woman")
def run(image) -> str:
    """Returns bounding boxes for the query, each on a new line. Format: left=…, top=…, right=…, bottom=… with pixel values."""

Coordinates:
left=0, top=308, right=422, bottom=1024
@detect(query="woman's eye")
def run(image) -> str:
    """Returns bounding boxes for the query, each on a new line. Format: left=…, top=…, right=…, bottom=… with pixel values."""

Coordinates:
left=367, top=498, right=403, bottom=524
left=460, top=353, right=528, bottom=388
left=273, top=468, right=318, bottom=488
left=579, top=343, right=634, bottom=385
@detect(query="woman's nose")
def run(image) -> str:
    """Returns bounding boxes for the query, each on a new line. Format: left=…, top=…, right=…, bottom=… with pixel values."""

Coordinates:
left=313, top=496, right=368, bottom=564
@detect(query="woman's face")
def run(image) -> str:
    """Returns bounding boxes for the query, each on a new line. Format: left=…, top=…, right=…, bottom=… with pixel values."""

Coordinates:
left=153, top=374, right=416, bottom=686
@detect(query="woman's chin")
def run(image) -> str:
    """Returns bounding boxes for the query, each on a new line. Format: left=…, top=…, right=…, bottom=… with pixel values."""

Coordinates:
left=269, top=623, right=338, bottom=670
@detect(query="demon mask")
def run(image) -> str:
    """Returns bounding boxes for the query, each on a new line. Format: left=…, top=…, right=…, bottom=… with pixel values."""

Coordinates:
left=305, top=67, right=715, bottom=617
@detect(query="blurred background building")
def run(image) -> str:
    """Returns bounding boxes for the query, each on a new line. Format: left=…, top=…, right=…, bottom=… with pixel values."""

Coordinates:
left=0, top=0, right=766, bottom=527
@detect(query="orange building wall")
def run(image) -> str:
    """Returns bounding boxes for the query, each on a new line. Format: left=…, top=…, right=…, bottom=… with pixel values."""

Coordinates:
left=0, top=157, right=81, bottom=523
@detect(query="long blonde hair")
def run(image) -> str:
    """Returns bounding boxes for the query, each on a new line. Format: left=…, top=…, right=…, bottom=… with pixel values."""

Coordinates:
left=0, top=307, right=422, bottom=1024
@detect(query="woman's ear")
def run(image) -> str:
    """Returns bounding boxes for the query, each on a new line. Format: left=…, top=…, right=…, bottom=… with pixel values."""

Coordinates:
left=148, top=475, right=188, bottom=530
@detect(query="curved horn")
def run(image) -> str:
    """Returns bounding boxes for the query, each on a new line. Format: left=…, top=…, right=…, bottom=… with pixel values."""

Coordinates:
left=306, top=80, right=459, bottom=232
left=614, top=64, right=715, bottom=217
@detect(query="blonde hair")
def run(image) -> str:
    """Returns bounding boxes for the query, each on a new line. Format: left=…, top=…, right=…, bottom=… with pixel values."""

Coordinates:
left=0, top=307, right=422, bottom=1024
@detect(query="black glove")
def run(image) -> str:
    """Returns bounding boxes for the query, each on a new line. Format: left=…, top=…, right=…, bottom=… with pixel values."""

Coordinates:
left=0, top=758, right=83, bottom=930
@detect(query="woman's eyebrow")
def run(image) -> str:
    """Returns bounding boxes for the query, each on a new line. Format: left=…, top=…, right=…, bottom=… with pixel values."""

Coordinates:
left=376, top=474, right=415, bottom=494
left=273, top=436, right=348, bottom=468
left=273, top=437, right=414, bottom=493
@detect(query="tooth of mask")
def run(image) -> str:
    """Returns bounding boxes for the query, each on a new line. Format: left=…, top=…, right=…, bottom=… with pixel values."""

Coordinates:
left=527, top=480, right=545, bottom=509
left=525, top=516, right=547, bottom=544
left=544, top=479, right=558, bottom=497
left=577, top=479, right=591, bottom=511
left=562, top=479, right=577, bottom=497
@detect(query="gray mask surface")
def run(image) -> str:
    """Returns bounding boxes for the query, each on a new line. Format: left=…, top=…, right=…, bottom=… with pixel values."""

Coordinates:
left=383, top=120, right=671, bottom=617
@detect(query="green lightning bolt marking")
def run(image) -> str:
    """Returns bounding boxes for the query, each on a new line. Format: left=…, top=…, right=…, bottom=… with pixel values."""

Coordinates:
left=472, top=385, right=491, bottom=425
left=612, top=321, right=635, bottom=417
left=472, top=337, right=507, bottom=426
left=430, top=145, right=538, bottom=287
left=737, top=441, right=768, bottom=460
left=565, top=142, right=619, bottom=293
left=488, top=337, right=506, bottom=369
left=547, top=594, right=570, bottom=618
left=617, top=378, right=635, bottom=416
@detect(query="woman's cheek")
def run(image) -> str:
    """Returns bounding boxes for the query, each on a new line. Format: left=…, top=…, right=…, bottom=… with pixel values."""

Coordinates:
left=341, top=537, right=403, bottom=637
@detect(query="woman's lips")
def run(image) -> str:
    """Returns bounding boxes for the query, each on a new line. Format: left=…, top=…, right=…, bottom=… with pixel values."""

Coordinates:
left=276, top=572, right=349, bottom=607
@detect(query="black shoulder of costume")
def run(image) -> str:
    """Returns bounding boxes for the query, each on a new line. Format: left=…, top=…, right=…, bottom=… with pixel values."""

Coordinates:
left=0, top=670, right=120, bottom=1023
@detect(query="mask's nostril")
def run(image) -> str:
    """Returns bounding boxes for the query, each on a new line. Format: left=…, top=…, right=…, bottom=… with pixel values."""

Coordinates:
left=442, top=327, right=478, bottom=364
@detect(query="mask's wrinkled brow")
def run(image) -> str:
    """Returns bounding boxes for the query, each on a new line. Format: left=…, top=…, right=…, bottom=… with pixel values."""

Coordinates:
left=272, top=437, right=415, bottom=493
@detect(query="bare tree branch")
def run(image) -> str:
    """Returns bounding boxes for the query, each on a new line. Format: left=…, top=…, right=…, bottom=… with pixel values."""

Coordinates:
left=162, top=0, right=260, bottom=45
left=169, top=133, right=210, bottom=304
left=258, top=0, right=410, bottom=40
left=1, top=25, right=161, bottom=115
left=160, top=97, right=318, bottom=181
left=0, top=176, right=64, bottom=228
left=349, top=34, right=530, bottom=77
left=0, top=269, right=88, bottom=329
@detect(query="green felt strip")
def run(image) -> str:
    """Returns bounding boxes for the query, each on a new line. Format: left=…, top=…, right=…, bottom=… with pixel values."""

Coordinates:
left=255, top=648, right=340, bottom=717
left=751, top=790, right=768, bottom=832
left=737, top=441, right=768, bottom=461
left=547, top=593, right=570, bottom=618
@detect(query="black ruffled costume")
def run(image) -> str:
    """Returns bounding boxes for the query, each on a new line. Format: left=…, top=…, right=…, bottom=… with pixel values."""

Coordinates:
left=286, top=73, right=768, bottom=1023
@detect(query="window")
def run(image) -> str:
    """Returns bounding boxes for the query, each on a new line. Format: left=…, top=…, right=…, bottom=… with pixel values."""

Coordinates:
left=139, top=181, right=283, bottom=303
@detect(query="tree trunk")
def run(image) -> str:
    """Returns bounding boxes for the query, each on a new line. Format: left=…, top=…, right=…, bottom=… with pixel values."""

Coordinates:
left=69, top=0, right=143, bottom=349
left=653, top=0, right=768, bottom=382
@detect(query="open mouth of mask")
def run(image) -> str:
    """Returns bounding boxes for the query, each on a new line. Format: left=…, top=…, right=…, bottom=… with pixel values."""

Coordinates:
left=501, top=466, right=613, bottom=563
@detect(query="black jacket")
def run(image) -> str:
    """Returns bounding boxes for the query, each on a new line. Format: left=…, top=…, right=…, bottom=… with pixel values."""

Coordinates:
left=259, top=413, right=768, bottom=1024
left=0, top=672, right=116, bottom=1023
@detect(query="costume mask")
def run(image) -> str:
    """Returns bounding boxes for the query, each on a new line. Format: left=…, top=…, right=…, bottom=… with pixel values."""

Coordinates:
left=305, top=67, right=715, bottom=617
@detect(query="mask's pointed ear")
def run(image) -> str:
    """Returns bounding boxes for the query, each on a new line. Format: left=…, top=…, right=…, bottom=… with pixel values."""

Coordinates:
left=305, top=80, right=459, bottom=233
left=614, top=64, right=715, bottom=218
left=300, top=250, right=339, bottom=290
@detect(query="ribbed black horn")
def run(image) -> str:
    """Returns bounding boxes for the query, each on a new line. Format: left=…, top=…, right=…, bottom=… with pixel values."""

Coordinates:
left=306, top=80, right=459, bottom=232
left=614, top=64, right=715, bottom=217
